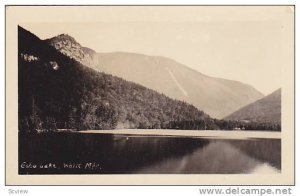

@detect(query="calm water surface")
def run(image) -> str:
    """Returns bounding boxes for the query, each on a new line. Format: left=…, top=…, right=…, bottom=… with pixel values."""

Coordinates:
left=19, top=132, right=281, bottom=174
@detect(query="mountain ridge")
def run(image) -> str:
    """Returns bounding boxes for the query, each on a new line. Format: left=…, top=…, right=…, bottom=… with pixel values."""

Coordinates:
left=96, top=51, right=264, bottom=118
left=97, top=51, right=264, bottom=94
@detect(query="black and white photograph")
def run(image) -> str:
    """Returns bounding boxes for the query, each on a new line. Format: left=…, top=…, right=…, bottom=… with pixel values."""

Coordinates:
left=5, top=5, right=294, bottom=185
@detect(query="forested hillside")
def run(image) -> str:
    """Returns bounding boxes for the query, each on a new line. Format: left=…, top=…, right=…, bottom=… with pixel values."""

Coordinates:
left=225, top=89, right=281, bottom=124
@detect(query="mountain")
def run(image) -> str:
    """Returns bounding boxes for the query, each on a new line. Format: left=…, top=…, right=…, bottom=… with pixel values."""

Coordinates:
left=224, top=89, right=281, bottom=123
left=96, top=52, right=264, bottom=119
left=46, top=34, right=264, bottom=119
left=18, top=26, right=216, bottom=131
left=46, top=34, right=98, bottom=69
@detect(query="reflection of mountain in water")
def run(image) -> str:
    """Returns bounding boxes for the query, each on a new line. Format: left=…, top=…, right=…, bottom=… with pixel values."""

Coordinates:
left=19, top=133, right=280, bottom=174
left=229, top=139, right=281, bottom=169
left=134, top=140, right=280, bottom=174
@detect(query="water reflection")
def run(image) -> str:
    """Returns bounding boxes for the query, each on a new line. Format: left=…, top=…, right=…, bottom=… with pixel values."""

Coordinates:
left=134, top=140, right=280, bottom=174
left=19, top=132, right=280, bottom=174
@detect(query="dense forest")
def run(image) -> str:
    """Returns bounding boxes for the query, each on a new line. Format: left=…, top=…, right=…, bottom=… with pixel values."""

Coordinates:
left=18, top=26, right=280, bottom=132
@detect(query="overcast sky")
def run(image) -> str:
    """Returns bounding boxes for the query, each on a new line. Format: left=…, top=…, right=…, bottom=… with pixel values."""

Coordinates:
left=20, top=6, right=294, bottom=95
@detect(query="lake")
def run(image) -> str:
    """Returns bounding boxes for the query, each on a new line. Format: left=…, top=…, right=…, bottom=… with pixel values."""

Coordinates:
left=19, top=132, right=281, bottom=174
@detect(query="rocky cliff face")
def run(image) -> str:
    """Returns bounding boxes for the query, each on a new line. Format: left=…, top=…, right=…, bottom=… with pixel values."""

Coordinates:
left=46, top=34, right=98, bottom=68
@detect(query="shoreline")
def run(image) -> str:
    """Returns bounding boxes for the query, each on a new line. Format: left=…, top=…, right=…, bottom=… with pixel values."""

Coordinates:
left=77, top=129, right=281, bottom=140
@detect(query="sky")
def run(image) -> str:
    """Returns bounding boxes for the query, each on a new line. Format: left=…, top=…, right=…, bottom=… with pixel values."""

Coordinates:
left=20, top=6, right=294, bottom=95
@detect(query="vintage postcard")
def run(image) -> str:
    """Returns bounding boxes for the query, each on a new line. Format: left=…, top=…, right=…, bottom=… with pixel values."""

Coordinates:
left=5, top=5, right=294, bottom=185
